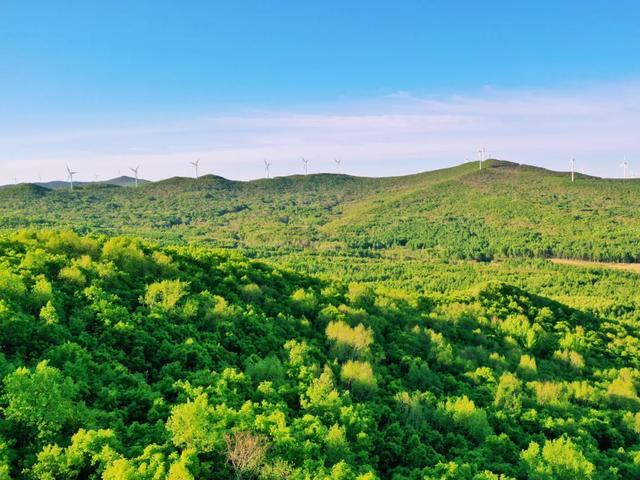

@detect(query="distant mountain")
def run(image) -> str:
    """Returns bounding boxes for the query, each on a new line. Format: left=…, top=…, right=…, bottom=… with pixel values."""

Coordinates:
left=1, top=160, right=638, bottom=262
left=27, top=175, right=150, bottom=190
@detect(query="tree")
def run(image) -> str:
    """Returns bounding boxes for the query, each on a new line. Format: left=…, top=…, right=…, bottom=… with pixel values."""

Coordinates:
left=494, top=373, right=522, bottom=413
left=2, top=361, right=78, bottom=441
left=326, top=321, right=373, bottom=359
left=225, top=431, right=268, bottom=480
left=340, top=360, right=377, bottom=398
left=443, top=395, right=492, bottom=442
left=143, top=279, right=189, bottom=313
left=166, top=394, right=217, bottom=453
left=521, top=437, right=594, bottom=480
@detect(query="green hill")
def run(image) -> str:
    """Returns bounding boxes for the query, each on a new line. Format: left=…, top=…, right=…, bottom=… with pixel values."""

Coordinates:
left=1, top=160, right=639, bottom=262
left=1, top=230, right=640, bottom=479
left=25, top=175, right=150, bottom=190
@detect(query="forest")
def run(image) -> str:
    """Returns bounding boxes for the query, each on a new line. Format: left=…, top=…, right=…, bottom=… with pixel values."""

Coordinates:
left=0, top=230, right=640, bottom=479
left=1, top=161, right=640, bottom=479
left=2, top=161, right=640, bottom=263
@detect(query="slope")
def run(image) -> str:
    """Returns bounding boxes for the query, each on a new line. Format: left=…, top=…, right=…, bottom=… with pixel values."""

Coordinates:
left=0, top=161, right=638, bottom=262
left=0, top=230, right=639, bottom=479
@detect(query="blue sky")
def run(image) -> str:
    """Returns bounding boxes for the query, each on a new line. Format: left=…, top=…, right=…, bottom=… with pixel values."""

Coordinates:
left=1, top=1, right=639, bottom=182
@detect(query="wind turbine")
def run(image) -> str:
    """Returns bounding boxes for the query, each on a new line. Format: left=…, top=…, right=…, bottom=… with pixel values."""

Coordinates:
left=66, top=164, right=78, bottom=190
left=302, top=157, right=309, bottom=175
left=264, top=159, right=271, bottom=179
left=129, top=165, right=140, bottom=187
left=190, top=158, right=200, bottom=179
left=334, top=158, right=341, bottom=172
left=478, top=147, right=486, bottom=170
left=620, top=157, right=629, bottom=180
left=570, top=157, right=576, bottom=182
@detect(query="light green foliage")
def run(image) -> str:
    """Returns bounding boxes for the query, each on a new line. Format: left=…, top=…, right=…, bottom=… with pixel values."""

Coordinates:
left=259, top=459, right=294, bottom=479
left=31, top=275, right=53, bottom=306
left=517, top=354, right=538, bottom=379
left=326, top=423, right=350, bottom=465
left=58, top=265, right=87, bottom=285
left=443, top=395, right=492, bottom=441
left=0, top=269, right=26, bottom=300
left=532, top=381, right=568, bottom=407
left=167, top=450, right=195, bottom=480
left=291, top=288, right=318, bottom=316
left=31, top=429, right=118, bottom=479
left=326, top=320, right=374, bottom=359
left=0, top=230, right=638, bottom=478
left=39, top=300, right=59, bottom=324
left=623, top=411, right=640, bottom=434
left=394, top=391, right=428, bottom=426
left=607, top=368, right=640, bottom=407
left=144, top=279, right=189, bottom=312
left=302, top=366, right=342, bottom=414
left=166, top=394, right=217, bottom=452
left=340, top=360, right=377, bottom=397
left=102, top=445, right=168, bottom=480
left=553, top=349, right=585, bottom=370
left=521, top=437, right=595, bottom=479
left=494, top=372, right=523, bottom=412
left=0, top=442, right=9, bottom=480
left=240, top=283, right=262, bottom=301
left=2, top=360, right=78, bottom=441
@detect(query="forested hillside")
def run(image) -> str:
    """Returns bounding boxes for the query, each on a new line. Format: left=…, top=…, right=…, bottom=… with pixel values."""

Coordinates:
left=2, top=161, right=640, bottom=262
left=1, top=231, right=640, bottom=479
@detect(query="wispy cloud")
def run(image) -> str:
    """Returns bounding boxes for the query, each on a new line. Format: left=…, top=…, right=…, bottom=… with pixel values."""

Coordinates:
left=2, top=81, right=639, bottom=182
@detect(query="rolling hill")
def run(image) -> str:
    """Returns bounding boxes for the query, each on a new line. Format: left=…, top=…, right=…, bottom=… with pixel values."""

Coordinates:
left=26, top=175, right=151, bottom=189
left=1, top=160, right=638, bottom=263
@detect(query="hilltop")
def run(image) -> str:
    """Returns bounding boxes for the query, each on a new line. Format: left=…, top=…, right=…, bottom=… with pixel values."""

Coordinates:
left=1, top=160, right=638, bottom=263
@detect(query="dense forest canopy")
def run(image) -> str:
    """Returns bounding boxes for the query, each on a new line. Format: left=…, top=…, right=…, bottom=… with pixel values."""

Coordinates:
left=2, top=161, right=640, bottom=263
left=1, top=230, right=640, bottom=479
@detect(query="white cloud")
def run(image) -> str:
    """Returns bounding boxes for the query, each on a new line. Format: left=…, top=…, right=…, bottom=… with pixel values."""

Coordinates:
left=1, top=81, right=639, bottom=183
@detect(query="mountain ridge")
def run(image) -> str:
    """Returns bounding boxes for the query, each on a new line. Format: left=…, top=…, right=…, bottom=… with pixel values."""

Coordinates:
left=1, top=159, right=610, bottom=190
left=1, top=160, right=638, bottom=263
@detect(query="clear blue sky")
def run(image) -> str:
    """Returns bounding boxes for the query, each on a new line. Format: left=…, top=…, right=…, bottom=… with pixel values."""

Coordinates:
left=1, top=1, right=639, bottom=181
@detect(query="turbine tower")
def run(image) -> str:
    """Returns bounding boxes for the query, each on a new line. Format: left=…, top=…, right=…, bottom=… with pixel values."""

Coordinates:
left=302, top=157, right=309, bottom=175
left=570, top=157, right=576, bottom=182
left=129, top=165, right=140, bottom=187
left=334, top=158, right=341, bottom=172
left=66, top=164, right=78, bottom=190
left=190, top=158, right=200, bottom=179
left=264, top=159, right=271, bottom=179
left=478, top=147, right=486, bottom=170
left=621, top=157, right=629, bottom=180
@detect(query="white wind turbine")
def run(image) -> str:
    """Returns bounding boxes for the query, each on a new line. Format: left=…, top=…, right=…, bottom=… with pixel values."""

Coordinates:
left=302, top=157, right=309, bottom=175
left=478, top=147, right=486, bottom=170
left=570, top=157, right=576, bottom=182
left=334, top=158, right=341, bottom=172
left=129, top=165, right=140, bottom=187
left=190, top=158, right=200, bottom=179
left=264, top=159, right=271, bottom=179
left=66, top=164, right=78, bottom=190
left=620, top=157, right=629, bottom=180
